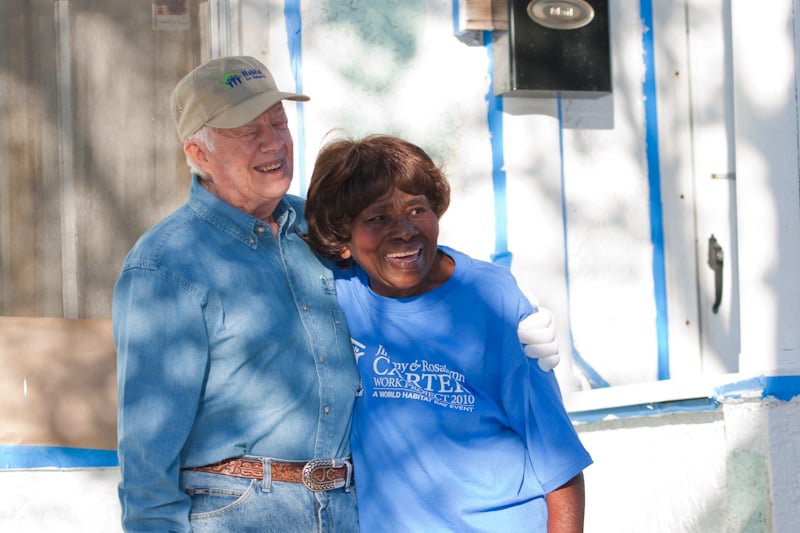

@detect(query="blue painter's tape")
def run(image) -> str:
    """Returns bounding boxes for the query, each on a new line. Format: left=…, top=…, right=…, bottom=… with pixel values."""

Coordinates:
left=570, top=397, right=720, bottom=423
left=284, top=0, right=307, bottom=192
left=490, top=250, right=513, bottom=267
left=715, top=377, right=768, bottom=399
left=0, top=446, right=118, bottom=470
left=484, top=31, right=510, bottom=266
left=640, top=0, right=670, bottom=380
left=762, top=376, right=800, bottom=401
left=716, top=375, right=800, bottom=402
left=570, top=375, right=800, bottom=421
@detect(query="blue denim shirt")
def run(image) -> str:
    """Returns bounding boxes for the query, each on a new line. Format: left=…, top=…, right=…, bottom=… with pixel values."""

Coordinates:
left=113, top=176, right=361, bottom=532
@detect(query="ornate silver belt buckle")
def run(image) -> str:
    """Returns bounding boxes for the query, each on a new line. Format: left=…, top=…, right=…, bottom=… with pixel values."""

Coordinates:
left=302, top=458, right=348, bottom=492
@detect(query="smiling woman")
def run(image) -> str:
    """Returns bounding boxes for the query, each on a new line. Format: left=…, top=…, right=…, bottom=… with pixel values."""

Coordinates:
left=305, top=135, right=454, bottom=298
left=304, top=134, right=591, bottom=532
left=305, top=135, right=450, bottom=256
left=342, top=188, right=451, bottom=298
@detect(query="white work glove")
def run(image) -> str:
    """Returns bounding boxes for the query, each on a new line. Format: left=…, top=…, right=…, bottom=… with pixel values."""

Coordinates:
left=518, top=293, right=560, bottom=372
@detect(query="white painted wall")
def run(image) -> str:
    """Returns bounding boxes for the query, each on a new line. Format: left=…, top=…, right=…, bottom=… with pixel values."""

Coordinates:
left=732, top=0, right=800, bottom=375
left=0, top=469, right=123, bottom=532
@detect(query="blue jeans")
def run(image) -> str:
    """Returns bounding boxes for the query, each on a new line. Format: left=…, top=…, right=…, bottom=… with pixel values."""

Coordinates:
left=181, top=469, right=359, bottom=532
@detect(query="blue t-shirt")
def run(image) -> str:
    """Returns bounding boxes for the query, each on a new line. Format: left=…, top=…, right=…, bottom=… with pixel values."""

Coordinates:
left=337, top=246, right=592, bottom=532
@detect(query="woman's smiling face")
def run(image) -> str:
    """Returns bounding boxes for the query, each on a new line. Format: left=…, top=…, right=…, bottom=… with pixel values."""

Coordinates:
left=341, top=187, right=450, bottom=298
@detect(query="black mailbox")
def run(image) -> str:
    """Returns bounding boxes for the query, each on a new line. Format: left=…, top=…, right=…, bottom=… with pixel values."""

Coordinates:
left=493, top=0, right=612, bottom=97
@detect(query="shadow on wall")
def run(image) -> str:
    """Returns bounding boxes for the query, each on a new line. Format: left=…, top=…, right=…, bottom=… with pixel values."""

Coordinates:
left=576, top=405, right=770, bottom=532
left=0, top=317, right=117, bottom=450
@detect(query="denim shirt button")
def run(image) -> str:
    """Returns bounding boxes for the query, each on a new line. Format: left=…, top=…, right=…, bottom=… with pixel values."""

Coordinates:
left=324, top=406, right=330, bottom=414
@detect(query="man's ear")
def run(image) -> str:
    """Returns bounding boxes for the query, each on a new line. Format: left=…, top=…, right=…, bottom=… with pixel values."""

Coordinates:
left=184, top=141, right=211, bottom=174
left=339, top=247, right=352, bottom=260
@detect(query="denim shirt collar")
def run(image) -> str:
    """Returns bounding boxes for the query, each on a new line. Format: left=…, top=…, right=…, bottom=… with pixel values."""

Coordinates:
left=186, top=174, right=296, bottom=248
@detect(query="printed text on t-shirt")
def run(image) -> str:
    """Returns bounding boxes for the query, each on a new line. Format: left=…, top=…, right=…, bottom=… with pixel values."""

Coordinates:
left=366, top=344, right=475, bottom=411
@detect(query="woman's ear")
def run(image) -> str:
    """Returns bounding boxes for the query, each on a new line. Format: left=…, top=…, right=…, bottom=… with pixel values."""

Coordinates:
left=339, top=247, right=352, bottom=260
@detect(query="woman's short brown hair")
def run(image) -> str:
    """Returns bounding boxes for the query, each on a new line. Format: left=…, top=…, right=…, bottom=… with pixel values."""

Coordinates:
left=304, top=134, right=451, bottom=260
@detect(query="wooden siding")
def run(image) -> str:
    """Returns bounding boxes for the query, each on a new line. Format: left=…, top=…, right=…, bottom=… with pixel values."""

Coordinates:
left=1, top=0, right=204, bottom=319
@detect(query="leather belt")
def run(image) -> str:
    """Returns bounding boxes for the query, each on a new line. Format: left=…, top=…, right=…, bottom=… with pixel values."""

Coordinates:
left=184, top=457, right=352, bottom=492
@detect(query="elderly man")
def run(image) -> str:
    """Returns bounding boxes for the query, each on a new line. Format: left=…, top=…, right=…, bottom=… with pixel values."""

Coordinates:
left=113, top=56, right=361, bottom=532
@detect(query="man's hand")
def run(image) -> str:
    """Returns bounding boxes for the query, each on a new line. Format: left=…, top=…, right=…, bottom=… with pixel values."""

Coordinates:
left=519, top=293, right=560, bottom=372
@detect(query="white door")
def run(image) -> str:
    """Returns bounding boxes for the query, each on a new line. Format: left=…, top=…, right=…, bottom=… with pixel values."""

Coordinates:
left=658, top=0, right=740, bottom=377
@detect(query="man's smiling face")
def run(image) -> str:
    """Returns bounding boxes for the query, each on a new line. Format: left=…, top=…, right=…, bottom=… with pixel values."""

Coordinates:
left=194, top=103, right=294, bottom=220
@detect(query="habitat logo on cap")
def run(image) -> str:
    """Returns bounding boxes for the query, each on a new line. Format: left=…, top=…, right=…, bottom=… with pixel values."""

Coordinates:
left=221, top=68, right=267, bottom=88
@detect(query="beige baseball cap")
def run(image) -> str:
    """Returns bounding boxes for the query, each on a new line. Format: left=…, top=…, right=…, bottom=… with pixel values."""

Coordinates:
left=171, top=56, right=309, bottom=142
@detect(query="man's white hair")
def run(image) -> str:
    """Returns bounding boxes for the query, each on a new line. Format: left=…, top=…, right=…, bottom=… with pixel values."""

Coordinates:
left=184, top=126, right=217, bottom=178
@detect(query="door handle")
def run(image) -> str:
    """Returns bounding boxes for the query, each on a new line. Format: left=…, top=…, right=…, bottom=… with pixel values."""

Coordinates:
left=707, top=234, right=724, bottom=314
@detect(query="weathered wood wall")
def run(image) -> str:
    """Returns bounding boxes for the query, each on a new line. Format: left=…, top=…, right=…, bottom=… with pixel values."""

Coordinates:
left=1, top=0, right=203, bottom=319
